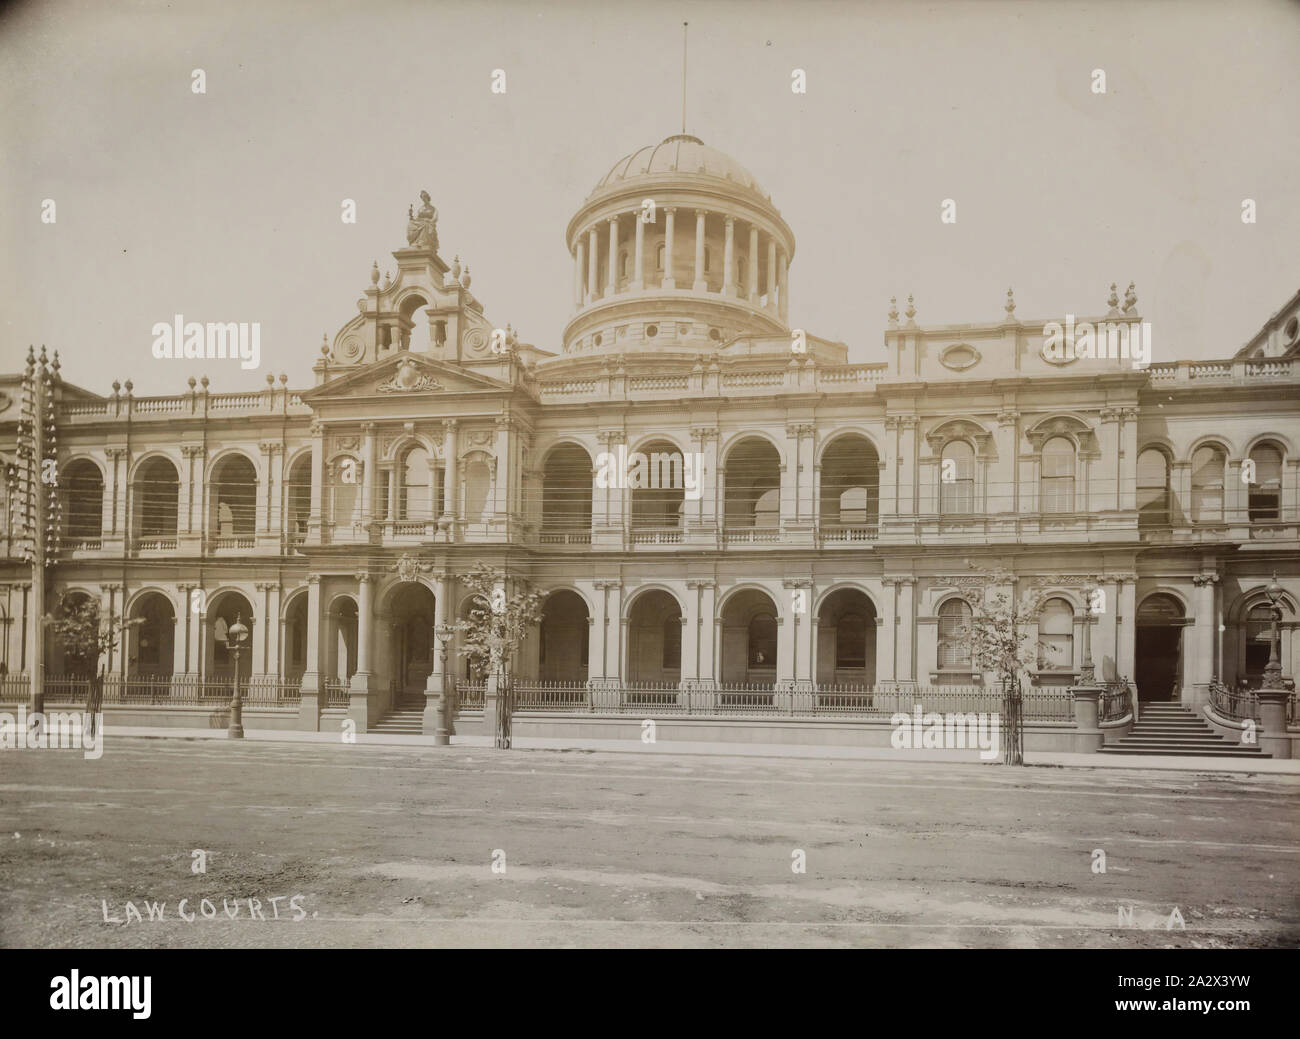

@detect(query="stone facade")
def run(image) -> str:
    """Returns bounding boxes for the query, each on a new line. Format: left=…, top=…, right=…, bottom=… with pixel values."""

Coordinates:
left=1, top=136, right=1297, bottom=740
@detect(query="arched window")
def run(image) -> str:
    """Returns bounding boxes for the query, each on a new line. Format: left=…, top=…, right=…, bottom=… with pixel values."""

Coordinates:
left=835, top=612, right=867, bottom=669
left=1248, top=443, right=1282, bottom=522
left=940, top=441, right=974, bottom=514
left=398, top=446, right=429, bottom=521
left=938, top=599, right=973, bottom=670
left=1040, top=437, right=1075, bottom=513
left=62, top=459, right=103, bottom=544
left=1137, top=448, right=1170, bottom=528
left=662, top=616, right=681, bottom=670
left=655, top=243, right=665, bottom=271
left=618, top=250, right=629, bottom=280
left=330, top=457, right=359, bottom=526
left=1190, top=445, right=1225, bottom=522
left=748, top=612, right=777, bottom=667
left=1037, top=598, right=1074, bottom=670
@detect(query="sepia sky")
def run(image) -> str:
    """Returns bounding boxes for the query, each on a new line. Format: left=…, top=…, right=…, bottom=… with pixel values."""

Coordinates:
left=1, top=0, right=1297, bottom=396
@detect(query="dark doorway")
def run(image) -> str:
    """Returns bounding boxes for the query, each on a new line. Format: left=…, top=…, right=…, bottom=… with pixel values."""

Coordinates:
left=1135, top=626, right=1181, bottom=702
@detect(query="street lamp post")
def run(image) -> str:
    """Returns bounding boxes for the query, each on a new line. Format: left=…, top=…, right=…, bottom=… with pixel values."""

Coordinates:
left=434, top=622, right=454, bottom=746
left=1263, top=572, right=1284, bottom=689
left=1079, top=584, right=1098, bottom=687
left=227, top=613, right=249, bottom=739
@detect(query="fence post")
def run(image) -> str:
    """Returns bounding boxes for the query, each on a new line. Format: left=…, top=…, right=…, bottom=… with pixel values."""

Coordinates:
left=1069, top=683, right=1104, bottom=753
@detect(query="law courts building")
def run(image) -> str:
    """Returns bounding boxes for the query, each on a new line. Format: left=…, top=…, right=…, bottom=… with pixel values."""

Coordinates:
left=2, top=135, right=1297, bottom=753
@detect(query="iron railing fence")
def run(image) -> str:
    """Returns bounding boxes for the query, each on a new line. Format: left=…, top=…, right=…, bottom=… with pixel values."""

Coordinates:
left=1100, top=679, right=1135, bottom=723
left=25, top=674, right=302, bottom=707
left=1209, top=680, right=1257, bottom=722
left=502, top=681, right=1076, bottom=720
left=322, top=679, right=350, bottom=708
left=453, top=679, right=486, bottom=710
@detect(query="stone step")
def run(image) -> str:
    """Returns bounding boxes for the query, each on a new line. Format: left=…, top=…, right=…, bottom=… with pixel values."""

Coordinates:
left=1099, top=746, right=1271, bottom=757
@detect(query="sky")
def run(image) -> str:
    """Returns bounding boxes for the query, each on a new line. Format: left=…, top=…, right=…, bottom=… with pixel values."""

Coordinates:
left=2, top=0, right=1297, bottom=396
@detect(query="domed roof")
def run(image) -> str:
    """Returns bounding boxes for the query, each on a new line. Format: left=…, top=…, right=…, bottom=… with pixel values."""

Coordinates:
left=591, top=135, right=768, bottom=199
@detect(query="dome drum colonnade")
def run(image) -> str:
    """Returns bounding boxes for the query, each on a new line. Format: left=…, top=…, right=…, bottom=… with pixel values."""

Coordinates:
left=565, top=136, right=795, bottom=355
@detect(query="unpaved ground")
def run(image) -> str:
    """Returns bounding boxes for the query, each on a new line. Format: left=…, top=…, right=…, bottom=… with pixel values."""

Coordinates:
left=1, top=737, right=1297, bottom=948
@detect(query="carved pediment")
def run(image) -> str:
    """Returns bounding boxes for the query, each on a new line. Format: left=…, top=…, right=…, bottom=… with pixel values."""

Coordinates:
left=301, top=353, right=511, bottom=402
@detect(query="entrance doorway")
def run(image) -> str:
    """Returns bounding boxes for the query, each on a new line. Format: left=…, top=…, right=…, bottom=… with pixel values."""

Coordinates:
left=1135, top=594, right=1185, bottom=703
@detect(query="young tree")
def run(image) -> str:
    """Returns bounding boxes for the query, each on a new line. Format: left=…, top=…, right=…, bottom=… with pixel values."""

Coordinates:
left=957, top=568, right=1040, bottom=766
left=45, top=592, right=138, bottom=736
left=454, top=564, right=544, bottom=749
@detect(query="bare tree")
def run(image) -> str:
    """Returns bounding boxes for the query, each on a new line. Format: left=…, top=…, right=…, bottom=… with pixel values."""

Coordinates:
left=957, top=567, right=1041, bottom=766
left=454, top=563, right=545, bottom=749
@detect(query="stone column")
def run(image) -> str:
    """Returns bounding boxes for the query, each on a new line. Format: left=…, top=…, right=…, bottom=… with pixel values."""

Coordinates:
left=360, top=423, right=377, bottom=525
left=778, top=249, right=789, bottom=323
left=722, top=216, right=736, bottom=297
left=693, top=209, right=707, bottom=292
left=1116, top=574, right=1137, bottom=685
left=878, top=579, right=897, bottom=686
left=308, top=423, right=324, bottom=542
left=586, top=227, right=598, bottom=303
left=297, top=574, right=322, bottom=730
left=425, top=571, right=451, bottom=742
left=606, top=216, right=619, bottom=297
left=588, top=582, right=608, bottom=681
left=441, top=419, right=458, bottom=525
left=747, top=225, right=759, bottom=301
left=785, top=579, right=814, bottom=684
left=682, top=580, right=703, bottom=684
left=174, top=583, right=194, bottom=678
left=1190, top=573, right=1218, bottom=707
left=766, top=238, right=777, bottom=309
left=895, top=577, right=916, bottom=685
left=574, top=240, right=585, bottom=307
left=632, top=209, right=645, bottom=290
left=594, top=579, right=622, bottom=682
left=662, top=208, right=676, bottom=289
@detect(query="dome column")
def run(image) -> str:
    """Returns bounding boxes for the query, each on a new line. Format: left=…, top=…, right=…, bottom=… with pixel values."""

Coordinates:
left=586, top=227, right=598, bottom=304
left=766, top=238, right=777, bottom=311
left=662, top=208, right=676, bottom=289
left=723, top=216, right=736, bottom=298
left=606, top=217, right=618, bottom=298
left=632, top=208, right=645, bottom=290
left=574, top=239, right=585, bottom=309
left=747, top=225, right=759, bottom=301
left=778, top=249, right=789, bottom=323
left=693, top=209, right=708, bottom=292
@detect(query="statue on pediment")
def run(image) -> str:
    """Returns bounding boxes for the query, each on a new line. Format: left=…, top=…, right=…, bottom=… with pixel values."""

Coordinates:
left=405, top=190, right=439, bottom=252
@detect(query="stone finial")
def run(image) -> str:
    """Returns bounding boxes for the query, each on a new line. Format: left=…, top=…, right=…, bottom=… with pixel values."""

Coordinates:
left=383, top=270, right=392, bottom=289
left=451, top=255, right=462, bottom=279
left=888, top=296, right=899, bottom=326
left=187, top=376, right=196, bottom=390
left=200, top=375, right=209, bottom=389
left=1107, top=282, right=1120, bottom=316
left=1004, top=287, right=1016, bottom=319
left=1123, top=281, right=1138, bottom=314
left=123, top=379, right=133, bottom=395
left=279, top=372, right=288, bottom=385
left=370, top=260, right=380, bottom=285
left=111, top=380, right=121, bottom=396
left=904, top=293, right=917, bottom=326
left=321, top=333, right=329, bottom=355
left=461, top=265, right=471, bottom=290
left=266, top=372, right=275, bottom=385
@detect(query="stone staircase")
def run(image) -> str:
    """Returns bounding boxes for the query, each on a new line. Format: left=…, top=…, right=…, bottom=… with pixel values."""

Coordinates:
left=1099, top=703, right=1270, bottom=758
left=369, top=696, right=425, bottom=735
